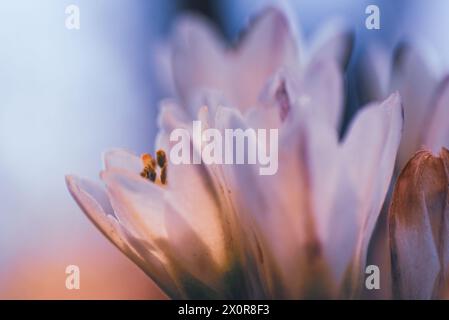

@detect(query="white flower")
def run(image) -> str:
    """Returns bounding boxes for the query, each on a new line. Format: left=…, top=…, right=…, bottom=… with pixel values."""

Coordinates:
left=66, top=7, right=403, bottom=299
left=159, top=6, right=352, bottom=130
left=66, top=90, right=402, bottom=298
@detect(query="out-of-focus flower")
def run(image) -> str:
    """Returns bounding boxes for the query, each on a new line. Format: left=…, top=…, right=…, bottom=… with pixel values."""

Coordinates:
left=158, top=6, right=352, bottom=128
left=389, top=148, right=449, bottom=299
left=66, top=6, right=402, bottom=299
left=358, top=43, right=449, bottom=169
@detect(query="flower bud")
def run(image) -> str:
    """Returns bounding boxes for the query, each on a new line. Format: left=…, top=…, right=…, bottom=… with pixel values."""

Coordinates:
left=389, top=148, right=449, bottom=299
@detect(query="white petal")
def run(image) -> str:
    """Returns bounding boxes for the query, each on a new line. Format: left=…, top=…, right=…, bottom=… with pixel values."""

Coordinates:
left=103, top=148, right=142, bottom=175
left=424, top=76, right=449, bottom=153
left=221, top=107, right=334, bottom=298
left=65, top=175, right=181, bottom=298
left=157, top=99, right=191, bottom=132
left=307, top=18, right=353, bottom=68
left=297, top=113, right=356, bottom=288
left=302, top=58, right=343, bottom=129
left=341, top=92, right=403, bottom=290
left=165, top=157, right=228, bottom=269
left=283, top=104, right=357, bottom=290
left=102, top=158, right=228, bottom=290
left=100, top=169, right=167, bottom=243
left=162, top=204, right=226, bottom=297
left=245, top=105, right=282, bottom=129
left=232, top=7, right=298, bottom=111
left=157, top=108, right=229, bottom=268
left=390, top=44, right=439, bottom=168
left=171, top=13, right=229, bottom=107
left=66, top=175, right=126, bottom=246
left=106, top=215, right=182, bottom=299
left=206, top=106, right=282, bottom=297
left=186, top=89, right=232, bottom=120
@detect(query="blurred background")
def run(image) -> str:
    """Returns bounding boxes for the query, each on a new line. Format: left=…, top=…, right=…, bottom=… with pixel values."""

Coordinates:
left=0, top=0, right=447, bottom=299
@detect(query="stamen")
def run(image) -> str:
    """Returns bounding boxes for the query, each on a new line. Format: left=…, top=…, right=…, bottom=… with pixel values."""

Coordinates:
left=141, top=153, right=156, bottom=169
left=140, top=151, right=168, bottom=185
left=148, top=169, right=157, bottom=182
left=156, top=150, right=167, bottom=168
left=160, top=165, right=167, bottom=184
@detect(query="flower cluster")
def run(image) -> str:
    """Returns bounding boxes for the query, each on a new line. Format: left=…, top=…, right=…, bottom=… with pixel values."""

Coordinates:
left=66, top=7, right=449, bottom=299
